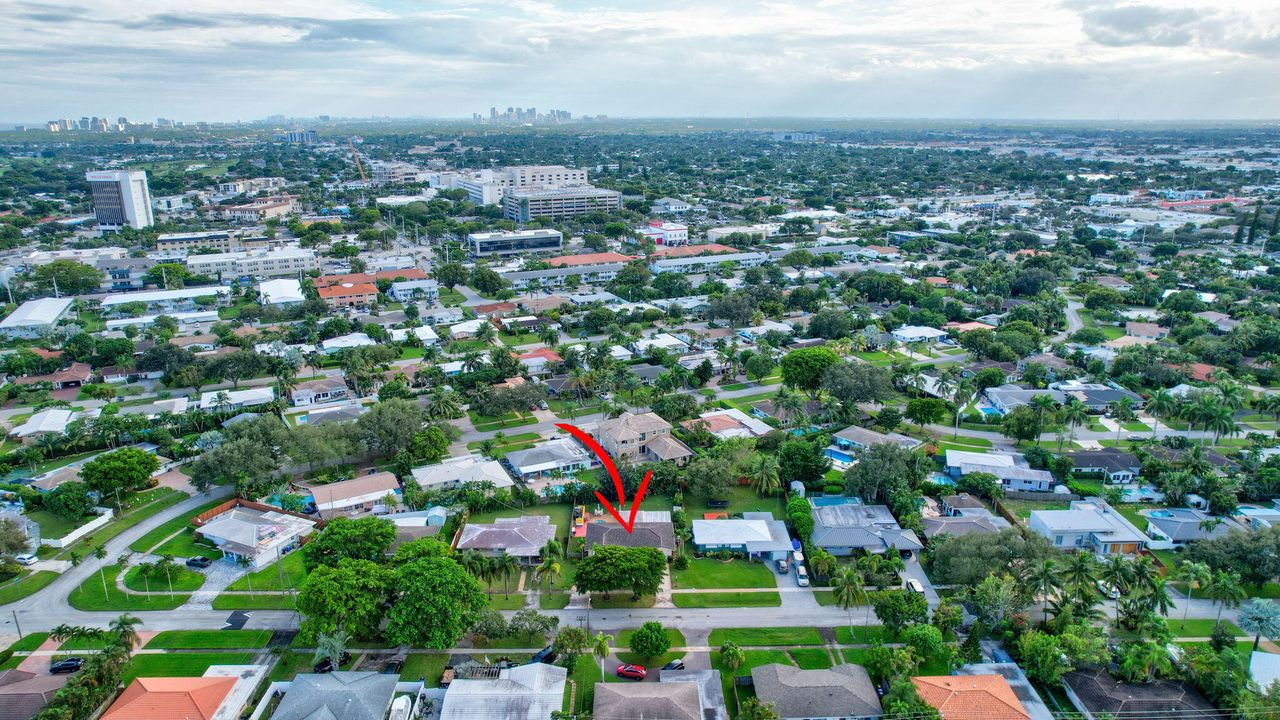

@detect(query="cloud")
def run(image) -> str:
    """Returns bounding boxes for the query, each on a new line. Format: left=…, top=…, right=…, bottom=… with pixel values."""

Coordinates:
left=1, top=0, right=1279, bottom=120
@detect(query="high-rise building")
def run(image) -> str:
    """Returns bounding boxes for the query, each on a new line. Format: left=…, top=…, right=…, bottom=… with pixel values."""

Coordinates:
left=502, top=186, right=623, bottom=222
left=284, top=130, right=318, bottom=144
left=85, top=170, right=154, bottom=231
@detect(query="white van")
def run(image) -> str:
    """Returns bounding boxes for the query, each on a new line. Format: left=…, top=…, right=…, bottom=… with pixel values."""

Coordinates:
left=795, top=565, right=810, bottom=587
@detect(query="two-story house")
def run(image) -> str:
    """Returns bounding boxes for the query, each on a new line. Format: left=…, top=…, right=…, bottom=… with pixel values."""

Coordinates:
left=588, top=411, right=693, bottom=466
left=1028, top=498, right=1150, bottom=556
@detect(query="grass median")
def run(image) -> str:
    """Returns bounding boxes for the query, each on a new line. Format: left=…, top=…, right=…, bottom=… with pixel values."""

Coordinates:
left=671, top=591, right=781, bottom=608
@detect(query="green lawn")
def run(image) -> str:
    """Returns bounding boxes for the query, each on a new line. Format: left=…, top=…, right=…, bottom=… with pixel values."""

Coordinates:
left=485, top=593, right=528, bottom=610
left=25, top=510, right=98, bottom=541
left=0, top=571, right=58, bottom=605
left=152, top=528, right=222, bottom=560
left=614, top=628, right=687, bottom=667
left=499, top=331, right=542, bottom=347
left=684, top=485, right=784, bottom=518
left=6, top=633, right=50, bottom=653
left=789, top=648, right=834, bottom=669
left=616, top=627, right=686, bottom=651
left=465, top=431, right=541, bottom=459
left=1123, top=422, right=1151, bottom=432
left=122, top=652, right=255, bottom=684
left=998, top=498, right=1070, bottom=520
left=128, top=496, right=231, bottom=554
left=672, top=592, right=781, bottom=608
left=672, top=559, right=775, bottom=589
left=934, top=440, right=996, bottom=454
left=567, top=658, right=603, bottom=714
left=400, top=653, right=450, bottom=684
left=269, top=652, right=316, bottom=682
left=468, top=409, right=538, bottom=432
left=436, top=288, right=465, bottom=307
left=834, top=626, right=889, bottom=644
left=547, top=399, right=603, bottom=418
left=539, top=593, right=570, bottom=609
left=707, top=627, right=822, bottom=646
left=68, top=566, right=190, bottom=611
left=144, top=630, right=272, bottom=649
left=225, top=552, right=307, bottom=592
left=1164, top=619, right=1241, bottom=638
left=468, top=502, right=575, bottom=537
left=211, top=593, right=295, bottom=610
left=591, top=594, right=655, bottom=609
left=123, top=564, right=205, bottom=593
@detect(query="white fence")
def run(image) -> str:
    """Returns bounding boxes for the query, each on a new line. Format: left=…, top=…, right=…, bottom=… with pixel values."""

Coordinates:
left=40, top=507, right=113, bottom=548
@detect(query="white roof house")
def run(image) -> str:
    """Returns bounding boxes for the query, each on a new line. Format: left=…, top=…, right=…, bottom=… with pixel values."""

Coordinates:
left=891, top=325, right=949, bottom=343
left=389, top=326, right=439, bottom=345
left=944, top=450, right=1015, bottom=470
left=258, top=278, right=305, bottom=306
left=1028, top=498, right=1150, bottom=556
left=101, top=286, right=229, bottom=309
left=410, top=454, right=513, bottom=491
left=448, top=319, right=489, bottom=338
left=196, top=506, right=316, bottom=568
left=9, top=408, right=75, bottom=438
left=439, top=662, right=566, bottom=720
left=198, top=387, right=276, bottom=410
left=691, top=512, right=793, bottom=559
left=0, top=297, right=74, bottom=338
left=320, top=332, right=377, bottom=353
left=630, top=333, right=690, bottom=355
left=105, top=310, right=220, bottom=330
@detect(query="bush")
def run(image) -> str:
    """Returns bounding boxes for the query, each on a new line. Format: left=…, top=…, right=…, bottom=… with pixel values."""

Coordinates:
left=821, top=484, right=844, bottom=495
left=628, top=621, right=671, bottom=660
left=672, top=552, right=689, bottom=571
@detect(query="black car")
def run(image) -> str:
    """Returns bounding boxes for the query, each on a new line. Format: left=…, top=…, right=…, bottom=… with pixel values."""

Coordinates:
left=383, top=659, right=404, bottom=675
left=531, top=646, right=558, bottom=665
left=313, top=652, right=352, bottom=673
left=50, top=658, right=83, bottom=674
left=185, top=556, right=213, bottom=569
left=662, top=659, right=685, bottom=671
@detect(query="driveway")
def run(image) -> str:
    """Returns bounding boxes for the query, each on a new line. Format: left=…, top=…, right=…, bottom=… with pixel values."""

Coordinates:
left=773, top=565, right=820, bottom=610
left=901, top=556, right=940, bottom=607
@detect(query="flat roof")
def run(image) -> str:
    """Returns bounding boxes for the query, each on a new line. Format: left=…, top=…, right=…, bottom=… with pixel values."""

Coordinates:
left=102, top=286, right=228, bottom=306
left=0, top=297, right=73, bottom=329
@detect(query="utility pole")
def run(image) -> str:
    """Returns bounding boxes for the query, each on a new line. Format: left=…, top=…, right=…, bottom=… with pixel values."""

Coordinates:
left=51, top=276, right=59, bottom=299
left=11, top=610, right=22, bottom=640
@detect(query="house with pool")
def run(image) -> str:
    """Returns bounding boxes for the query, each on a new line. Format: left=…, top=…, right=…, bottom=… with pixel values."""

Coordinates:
left=808, top=497, right=923, bottom=556
left=691, top=512, right=793, bottom=561
left=944, top=450, right=1055, bottom=493
left=1029, top=498, right=1150, bottom=556
left=1141, top=507, right=1243, bottom=549
left=826, top=425, right=920, bottom=469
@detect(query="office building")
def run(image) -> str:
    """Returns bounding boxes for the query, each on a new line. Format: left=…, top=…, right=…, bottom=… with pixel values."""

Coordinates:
left=209, top=195, right=300, bottom=222
left=215, top=177, right=286, bottom=196
left=155, top=230, right=274, bottom=254
left=185, top=247, right=318, bottom=279
left=639, top=221, right=689, bottom=246
left=457, top=165, right=590, bottom=205
left=503, top=186, right=622, bottom=222
left=468, top=229, right=563, bottom=258
left=85, top=170, right=154, bottom=231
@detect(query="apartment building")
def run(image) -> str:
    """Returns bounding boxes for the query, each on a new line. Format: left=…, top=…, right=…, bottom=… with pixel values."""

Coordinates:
left=503, top=186, right=623, bottom=222
left=210, top=195, right=300, bottom=222
left=185, top=247, right=318, bottom=278
left=500, top=263, right=624, bottom=290
left=468, top=229, right=563, bottom=258
left=215, top=177, right=286, bottom=196
left=706, top=223, right=780, bottom=242
left=369, top=161, right=430, bottom=186
left=457, top=165, right=589, bottom=205
left=100, top=287, right=230, bottom=316
left=317, top=282, right=379, bottom=308
left=155, top=229, right=275, bottom=254
left=650, top=251, right=770, bottom=273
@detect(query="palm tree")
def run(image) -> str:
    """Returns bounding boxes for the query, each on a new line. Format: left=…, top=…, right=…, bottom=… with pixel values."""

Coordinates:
left=951, top=383, right=976, bottom=439
left=750, top=455, right=782, bottom=497
left=719, top=642, right=745, bottom=704
left=1179, top=561, right=1213, bottom=622
left=1147, top=388, right=1175, bottom=439
left=1206, top=402, right=1238, bottom=445
left=108, top=613, right=142, bottom=649
left=475, top=321, right=497, bottom=345
left=1059, top=398, right=1089, bottom=451
left=496, top=554, right=520, bottom=595
left=1111, top=396, right=1136, bottom=444
left=1027, top=559, right=1063, bottom=623
left=1030, top=393, right=1058, bottom=446
left=1061, top=551, right=1098, bottom=598
left=535, top=557, right=561, bottom=592
left=314, top=629, right=351, bottom=670
left=592, top=632, right=613, bottom=680
left=831, top=567, right=869, bottom=635
left=1183, top=445, right=1215, bottom=481
left=539, top=324, right=559, bottom=348
left=1143, top=576, right=1175, bottom=618
left=1101, top=555, right=1134, bottom=596
left=1131, top=555, right=1159, bottom=595
left=568, top=367, right=592, bottom=406
left=774, top=389, right=808, bottom=429
left=1216, top=379, right=1246, bottom=412
left=1239, top=599, right=1280, bottom=652
left=1206, top=570, right=1247, bottom=621
left=92, top=546, right=109, bottom=598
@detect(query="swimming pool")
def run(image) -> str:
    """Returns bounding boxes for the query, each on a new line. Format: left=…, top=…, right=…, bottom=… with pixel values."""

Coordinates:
left=810, top=496, right=863, bottom=507
left=979, top=407, right=1001, bottom=416
left=1147, top=509, right=1174, bottom=518
left=929, top=472, right=956, bottom=487
left=825, top=448, right=854, bottom=464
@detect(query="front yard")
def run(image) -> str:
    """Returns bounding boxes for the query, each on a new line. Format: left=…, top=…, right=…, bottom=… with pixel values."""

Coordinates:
left=672, top=558, right=775, bottom=589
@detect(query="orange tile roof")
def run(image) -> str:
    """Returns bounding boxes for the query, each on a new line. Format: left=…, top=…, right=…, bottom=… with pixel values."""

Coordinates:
left=912, top=675, right=1029, bottom=720
left=924, top=277, right=950, bottom=285
left=682, top=414, right=742, bottom=433
left=866, top=245, right=898, bottom=255
left=316, top=282, right=378, bottom=299
left=518, top=348, right=563, bottom=362
left=474, top=302, right=517, bottom=314
left=943, top=321, right=995, bottom=333
left=650, top=243, right=739, bottom=258
left=101, top=676, right=236, bottom=720
left=548, top=252, right=635, bottom=267
left=314, top=269, right=428, bottom=287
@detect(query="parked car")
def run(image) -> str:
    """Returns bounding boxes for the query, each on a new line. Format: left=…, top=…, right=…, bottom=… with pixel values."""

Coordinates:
left=792, top=549, right=805, bottom=566
left=531, top=646, right=558, bottom=665
left=774, top=559, right=789, bottom=574
left=1097, top=580, right=1120, bottom=600
left=616, top=664, right=647, bottom=681
left=14, top=553, right=37, bottom=566
left=905, top=578, right=925, bottom=595
left=662, top=659, right=685, bottom=671
left=313, top=652, right=352, bottom=673
left=185, top=556, right=213, bottom=569
left=795, top=566, right=810, bottom=587
left=50, top=658, right=83, bottom=674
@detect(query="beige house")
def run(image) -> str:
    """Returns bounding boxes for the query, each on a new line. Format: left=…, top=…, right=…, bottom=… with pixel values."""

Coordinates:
left=589, top=412, right=693, bottom=466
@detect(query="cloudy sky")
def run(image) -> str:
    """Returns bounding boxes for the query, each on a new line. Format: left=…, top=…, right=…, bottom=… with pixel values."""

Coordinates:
left=3, top=0, right=1279, bottom=122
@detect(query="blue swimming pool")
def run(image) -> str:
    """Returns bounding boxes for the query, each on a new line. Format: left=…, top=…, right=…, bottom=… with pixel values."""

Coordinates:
left=1147, top=509, right=1174, bottom=518
left=979, top=407, right=1001, bottom=416
left=825, top=448, right=854, bottom=463
left=929, top=472, right=956, bottom=487
left=810, top=496, right=862, bottom=507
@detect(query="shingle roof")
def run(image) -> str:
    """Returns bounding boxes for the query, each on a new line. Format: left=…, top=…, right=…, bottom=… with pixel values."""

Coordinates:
left=271, top=672, right=397, bottom=720
left=584, top=518, right=675, bottom=553
left=439, top=663, right=566, bottom=720
left=593, top=681, right=700, bottom=720
left=0, top=669, right=67, bottom=720
left=457, top=516, right=556, bottom=557
left=751, top=664, right=882, bottom=718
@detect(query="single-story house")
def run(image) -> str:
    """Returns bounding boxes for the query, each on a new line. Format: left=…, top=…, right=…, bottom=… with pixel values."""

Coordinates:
left=1141, top=507, right=1244, bottom=549
left=691, top=512, right=793, bottom=560
left=195, top=506, right=316, bottom=568
left=809, top=501, right=923, bottom=556
left=944, top=450, right=1055, bottom=492
left=681, top=408, right=773, bottom=440
left=304, top=472, right=400, bottom=518
left=440, top=662, right=566, bottom=720
left=913, top=673, right=1032, bottom=720
left=593, top=670, right=727, bottom=720
left=923, top=512, right=1011, bottom=540
left=1066, top=450, right=1140, bottom=484
left=320, top=332, right=377, bottom=354
left=750, top=399, right=823, bottom=424
left=627, top=363, right=667, bottom=385
left=456, top=516, right=556, bottom=563
left=1126, top=322, right=1168, bottom=341
left=9, top=408, right=76, bottom=442
left=504, top=439, right=594, bottom=482
left=517, top=348, right=563, bottom=375
left=103, top=665, right=268, bottom=720
left=290, top=377, right=349, bottom=407
left=983, top=385, right=1065, bottom=415
left=0, top=297, right=74, bottom=339
left=951, top=663, right=1053, bottom=720
left=750, top=663, right=882, bottom=720
left=1251, top=651, right=1280, bottom=693
left=1062, top=668, right=1215, bottom=719
left=13, top=362, right=92, bottom=390
left=271, top=672, right=397, bottom=720
left=1029, top=498, right=1150, bottom=555
left=831, top=425, right=921, bottom=452
left=198, top=387, right=276, bottom=411
left=584, top=511, right=676, bottom=557
left=0, top=669, right=67, bottom=720
left=630, top=333, right=690, bottom=356
left=891, top=325, right=948, bottom=344
left=410, top=454, right=514, bottom=492
left=389, top=326, right=440, bottom=345
left=1050, top=380, right=1145, bottom=412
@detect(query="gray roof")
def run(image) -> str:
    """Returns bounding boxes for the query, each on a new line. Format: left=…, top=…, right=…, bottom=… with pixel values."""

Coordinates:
left=923, top=514, right=1011, bottom=539
left=501, top=263, right=625, bottom=281
left=985, top=385, right=1066, bottom=408
left=691, top=513, right=792, bottom=553
left=593, top=682, right=701, bottom=720
left=504, top=439, right=591, bottom=473
left=833, top=424, right=921, bottom=450
left=1145, top=508, right=1243, bottom=542
left=1067, top=450, right=1140, bottom=473
left=750, top=663, right=882, bottom=719
left=584, top=518, right=676, bottom=554
left=457, top=516, right=556, bottom=557
left=271, top=672, right=396, bottom=720
left=809, top=503, right=923, bottom=552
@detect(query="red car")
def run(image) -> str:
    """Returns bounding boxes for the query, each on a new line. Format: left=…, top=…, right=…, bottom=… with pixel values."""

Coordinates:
left=616, top=664, right=647, bottom=681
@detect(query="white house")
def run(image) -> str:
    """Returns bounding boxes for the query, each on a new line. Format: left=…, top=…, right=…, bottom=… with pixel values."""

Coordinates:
left=388, top=279, right=440, bottom=303
left=0, top=297, right=74, bottom=339
left=630, top=333, right=690, bottom=356
left=195, top=505, right=316, bottom=568
left=306, top=471, right=400, bottom=517
left=198, top=387, right=276, bottom=411
left=257, top=278, right=305, bottom=306
left=9, top=408, right=76, bottom=441
left=320, top=332, right=377, bottom=354
left=891, top=325, right=949, bottom=344
left=410, top=454, right=514, bottom=492
left=1028, top=498, right=1150, bottom=556
left=389, top=326, right=439, bottom=345
left=439, top=662, right=566, bottom=720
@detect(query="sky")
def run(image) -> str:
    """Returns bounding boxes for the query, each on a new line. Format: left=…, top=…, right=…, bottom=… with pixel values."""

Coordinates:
left=2, top=0, right=1280, bottom=122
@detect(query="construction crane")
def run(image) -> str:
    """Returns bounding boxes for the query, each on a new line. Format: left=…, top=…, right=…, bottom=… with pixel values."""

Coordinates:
left=348, top=138, right=367, bottom=182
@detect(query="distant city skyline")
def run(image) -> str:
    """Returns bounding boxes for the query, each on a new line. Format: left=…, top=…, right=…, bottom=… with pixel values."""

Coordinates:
left=2, top=0, right=1279, bottom=122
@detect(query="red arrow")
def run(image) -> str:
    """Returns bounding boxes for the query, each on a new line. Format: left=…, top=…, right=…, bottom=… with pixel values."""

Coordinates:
left=557, top=423, right=651, bottom=533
